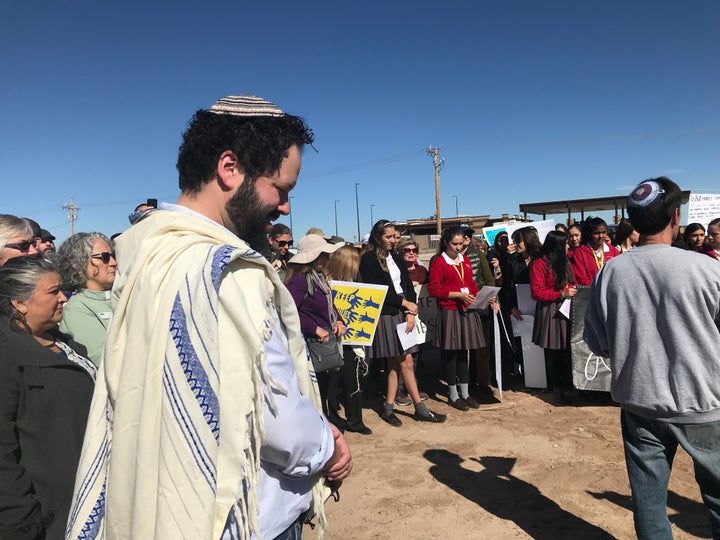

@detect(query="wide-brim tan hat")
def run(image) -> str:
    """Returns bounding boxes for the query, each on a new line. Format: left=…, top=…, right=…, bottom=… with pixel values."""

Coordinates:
left=288, top=234, right=339, bottom=264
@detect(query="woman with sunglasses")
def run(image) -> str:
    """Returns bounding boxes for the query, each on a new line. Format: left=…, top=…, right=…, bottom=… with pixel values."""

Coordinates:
left=263, top=223, right=293, bottom=281
left=0, top=214, right=39, bottom=266
left=57, top=232, right=117, bottom=366
left=360, top=220, right=446, bottom=426
left=0, top=256, right=96, bottom=540
left=397, top=238, right=427, bottom=286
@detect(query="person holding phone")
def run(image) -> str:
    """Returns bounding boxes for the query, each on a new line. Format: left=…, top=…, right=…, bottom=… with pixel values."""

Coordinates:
left=263, top=223, right=294, bottom=281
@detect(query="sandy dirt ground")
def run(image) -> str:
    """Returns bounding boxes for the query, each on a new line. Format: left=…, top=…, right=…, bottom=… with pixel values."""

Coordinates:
left=316, top=382, right=713, bottom=540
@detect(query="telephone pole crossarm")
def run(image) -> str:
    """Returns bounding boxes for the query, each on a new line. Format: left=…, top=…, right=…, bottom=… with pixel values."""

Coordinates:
left=62, top=198, right=80, bottom=235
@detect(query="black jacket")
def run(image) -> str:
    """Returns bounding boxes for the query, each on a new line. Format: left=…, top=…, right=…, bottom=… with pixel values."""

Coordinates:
left=0, top=317, right=94, bottom=540
left=359, top=250, right=417, bottom=315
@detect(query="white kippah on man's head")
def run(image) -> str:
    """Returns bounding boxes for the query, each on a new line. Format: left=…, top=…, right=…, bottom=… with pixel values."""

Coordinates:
left=628, top=181, right=665, bottom=210
left=208, top=95, right=284, bottom=117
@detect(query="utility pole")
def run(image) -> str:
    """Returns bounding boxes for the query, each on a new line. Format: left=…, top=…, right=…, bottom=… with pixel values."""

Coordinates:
left=426, top=146, right=444, bottom=235
left=334, top=200, right=340, bottom=236
left=453, top=195, right=459, bottom=217
left=354, top=182, right=361, bottom=244
left=62, top=198, right=80, bottom=235
left=289, top=196, right=295, bottom=233
left=370, top=204, right=375, bottom=228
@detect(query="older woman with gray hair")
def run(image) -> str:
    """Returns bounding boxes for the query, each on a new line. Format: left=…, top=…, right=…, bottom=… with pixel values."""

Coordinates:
left=0, top=256, right=95, bottom=539
left=57, top=232, right=117, bottom=366
left=0, top=214, right=38, bottom=266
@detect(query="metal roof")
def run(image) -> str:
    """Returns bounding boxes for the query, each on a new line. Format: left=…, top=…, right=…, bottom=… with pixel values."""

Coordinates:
left=519, top=192, right=691, bottom=218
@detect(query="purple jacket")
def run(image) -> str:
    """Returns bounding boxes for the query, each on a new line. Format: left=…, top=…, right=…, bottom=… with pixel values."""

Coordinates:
left=286, top=273, right=343, bottom=338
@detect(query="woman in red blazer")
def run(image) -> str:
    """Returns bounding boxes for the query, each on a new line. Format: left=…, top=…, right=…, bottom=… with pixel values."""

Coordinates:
left=428, top=226, right=485, bottom=411
left=570, top=217, right=620, bottom=285
left=530, top=230, right=577, bottom=404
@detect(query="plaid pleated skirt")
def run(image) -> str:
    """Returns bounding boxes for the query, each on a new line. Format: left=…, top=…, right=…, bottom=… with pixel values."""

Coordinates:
left=369, top=311, right=419, bottom=358
left=532, top=300, right=569, bottom=350
left=433, top=309, right=485, bottom=350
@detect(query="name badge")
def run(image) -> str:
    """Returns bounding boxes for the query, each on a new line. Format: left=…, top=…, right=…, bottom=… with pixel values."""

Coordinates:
left=99, top=311, right=112, bottom=319
left=460, top=287, right=469, bottom=294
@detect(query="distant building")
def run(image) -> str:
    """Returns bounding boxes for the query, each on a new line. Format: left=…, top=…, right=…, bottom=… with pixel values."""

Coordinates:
left=398, top=214, right=532, bottom=250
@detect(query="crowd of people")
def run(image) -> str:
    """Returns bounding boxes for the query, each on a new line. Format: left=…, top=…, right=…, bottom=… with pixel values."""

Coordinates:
left=1, top=94, right=719, bottom=539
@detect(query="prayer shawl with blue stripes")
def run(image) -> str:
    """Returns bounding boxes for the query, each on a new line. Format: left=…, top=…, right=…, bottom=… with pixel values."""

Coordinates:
left=65, top=210, right=329, bottom=539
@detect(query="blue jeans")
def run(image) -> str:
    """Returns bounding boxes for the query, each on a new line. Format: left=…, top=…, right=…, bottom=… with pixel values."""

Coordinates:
left=621, top=409, right=720, bottom=540
left=273, top=514, right=303, bottom=540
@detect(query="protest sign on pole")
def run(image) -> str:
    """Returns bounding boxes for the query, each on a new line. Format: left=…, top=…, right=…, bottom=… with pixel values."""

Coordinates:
left=331, top=281, right=388, bottom=346
left=687, top=193, right=720, bottom=230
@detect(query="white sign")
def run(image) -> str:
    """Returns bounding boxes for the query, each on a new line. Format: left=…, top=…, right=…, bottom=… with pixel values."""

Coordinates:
left=506, top=219, right=556, bottom=245
left=688, top=193, right=720, bottom=229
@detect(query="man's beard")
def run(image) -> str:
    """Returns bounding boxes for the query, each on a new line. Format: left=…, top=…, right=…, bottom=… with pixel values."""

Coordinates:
left=226, top=180, right=278, bottom=252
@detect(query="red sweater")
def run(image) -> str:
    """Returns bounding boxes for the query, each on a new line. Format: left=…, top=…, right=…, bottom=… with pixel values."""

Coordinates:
left=570, top=243, right=620, bottom=286
left=701, top=246, right=720, bottom=261
left=428, top=253, right=479, bottom=311
left=530, top=256, right=574, bottom=302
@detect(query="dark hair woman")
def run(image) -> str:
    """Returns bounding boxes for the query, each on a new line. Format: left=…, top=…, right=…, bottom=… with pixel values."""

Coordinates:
left=567, top=223, right=582, bottom=252
left=684, top=223, right=706, bottom=252
left=614, top=220, right=639, bottom=253
left=428, top=226, right=486, bottom=411
left=508, top=226, right=541, bottom=320
left=0, top=256, right=96, bottom=539
left=359, top=220, right=446, bottom=426
left=570, top=217, right=620, bottom=285
left=489, top=231, right=525, bottom=383
left=529, top=231, right=577, bottom=404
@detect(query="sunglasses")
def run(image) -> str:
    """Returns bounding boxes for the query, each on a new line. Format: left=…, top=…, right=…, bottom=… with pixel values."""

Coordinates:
left=5, top=240, right=34, bottom=253
left=403, top=247, right=418, bottom=254
left=276, top=240, right=293, bottom=248
left=90, top=252, right=116, bottom=264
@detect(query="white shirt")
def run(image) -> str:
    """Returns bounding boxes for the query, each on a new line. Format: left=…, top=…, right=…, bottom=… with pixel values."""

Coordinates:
left=387, top=253, right=404, bottom=294
left=252, top=316, right=334, bottom=538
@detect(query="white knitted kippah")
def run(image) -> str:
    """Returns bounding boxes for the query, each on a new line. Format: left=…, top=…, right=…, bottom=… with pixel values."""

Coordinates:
left=628, top=181, right=665, bottom=209
left=208, top=95, right=284, bottom=117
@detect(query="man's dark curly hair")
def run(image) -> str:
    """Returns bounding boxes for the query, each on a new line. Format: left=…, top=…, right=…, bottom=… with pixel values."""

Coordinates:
left=176, top=110, right=315, bottom=193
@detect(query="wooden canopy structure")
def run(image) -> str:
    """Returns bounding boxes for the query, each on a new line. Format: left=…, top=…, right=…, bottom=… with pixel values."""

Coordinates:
left=519, top=192, right=691, bottom=224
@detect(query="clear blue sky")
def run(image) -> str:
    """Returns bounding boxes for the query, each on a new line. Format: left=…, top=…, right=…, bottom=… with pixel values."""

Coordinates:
left=2, top=0, right=718, bottom=244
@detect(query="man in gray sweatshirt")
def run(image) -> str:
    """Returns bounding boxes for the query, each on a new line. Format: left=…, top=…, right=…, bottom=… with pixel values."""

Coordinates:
left=584, top=177, right=720, bottom=540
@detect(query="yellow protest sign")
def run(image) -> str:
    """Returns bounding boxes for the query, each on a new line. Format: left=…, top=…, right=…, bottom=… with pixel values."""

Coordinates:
left=330, top=281, right=388, bottom=346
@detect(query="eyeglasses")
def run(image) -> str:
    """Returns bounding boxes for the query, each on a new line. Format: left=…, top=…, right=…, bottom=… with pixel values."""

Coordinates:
left=276, top=240, right=293, bottom=248
left=90, top=252, right=116, bottom=264
left=5, top=240, right=34, bottom=253
left=403, top=247, right=418, bottom=254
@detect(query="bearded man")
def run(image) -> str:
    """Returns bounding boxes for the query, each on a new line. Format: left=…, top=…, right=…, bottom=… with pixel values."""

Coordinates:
left=67, top=96, right=352, bottom=540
